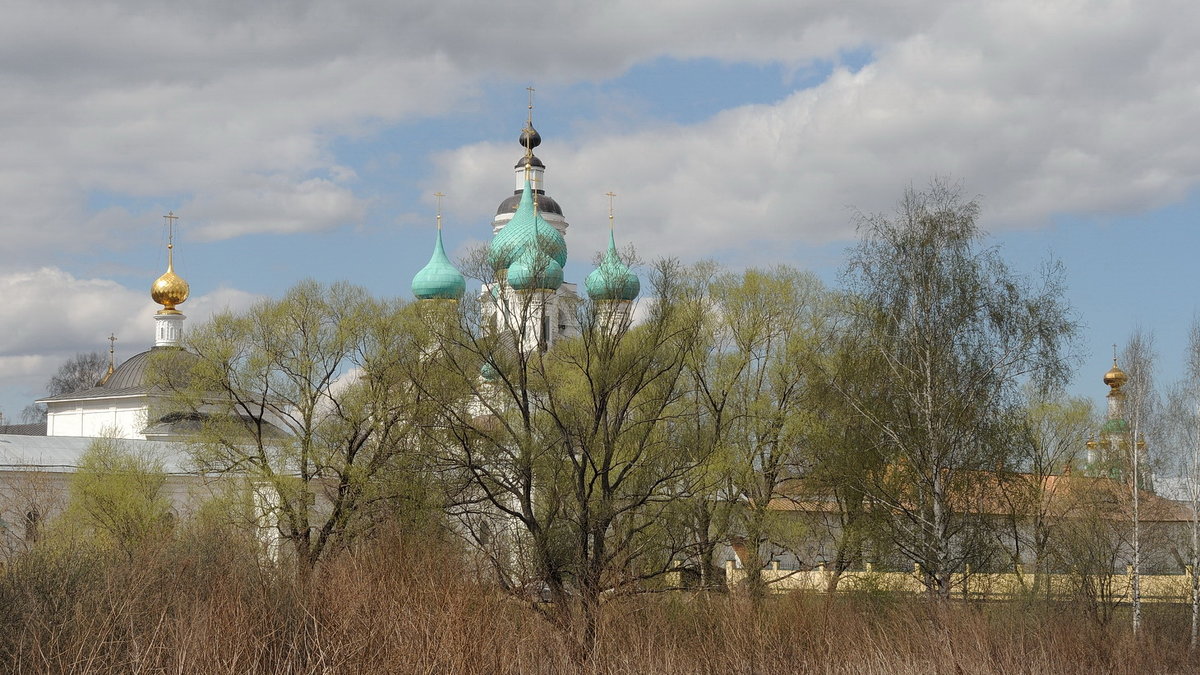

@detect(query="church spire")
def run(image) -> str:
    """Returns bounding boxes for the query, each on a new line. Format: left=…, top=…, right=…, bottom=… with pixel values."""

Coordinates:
left=151, top=212, right=190, bottom=314
left=516, top=86, right=545, bottom=193
left=1103, top=348, right=1129, bottom=422
left=411, top=193, right=466, bottom=301
left=151, top=212, right=189, bottom=347
left=492, top=88, right=568, bottom=239
left=1087, top=347, right=1149, bottom=487
left=586, top=192, right=640, bottom=303
left=97, top=333, right=117, bottom=386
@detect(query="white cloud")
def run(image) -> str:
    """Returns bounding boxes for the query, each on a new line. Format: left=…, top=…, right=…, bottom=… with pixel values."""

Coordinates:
left=186, top=176, right=365, bottom=241
left=0, top=269, right=146, bottom=357
left=3, top=0, right=1200, bottom=413
left=430, top=0, right=1200, bottom=263
left=0, top=268, right=261, bottom=416
left=182, top=286, right=264, bottom=320
left=0, top=0, right=933, bottom=258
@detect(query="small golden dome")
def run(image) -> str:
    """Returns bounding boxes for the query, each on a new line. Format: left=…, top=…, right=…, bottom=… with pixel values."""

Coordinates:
left=151, top=257, right=189, bottom=314
left=1103, top=362, right=1128, bottom=389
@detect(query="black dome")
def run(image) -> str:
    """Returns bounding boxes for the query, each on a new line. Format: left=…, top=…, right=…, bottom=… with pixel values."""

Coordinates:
left=519, top=125, right=541, bottom=150
left=495, top=191, right=563, bottom=216
left=514, top=154, right=545, bottom=169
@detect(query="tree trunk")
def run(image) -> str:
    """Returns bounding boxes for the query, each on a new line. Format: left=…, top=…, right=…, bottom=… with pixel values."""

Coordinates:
left=1191, top=494, right=1198, bottom=649
left=1192, top=552, right=1199, bottom=650
left=695, top=508, right=717, bottom=589
left=741, top=510, right=768, bottom=599
left=1131, top=441, right=1142, bottom=638
left=931, top=468, right=951, bottom=601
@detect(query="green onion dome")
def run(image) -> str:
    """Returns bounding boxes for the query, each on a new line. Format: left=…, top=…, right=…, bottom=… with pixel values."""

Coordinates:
left=481, top=362, right=499, bottom=381
left=488, top=180, right=567, bottom=272
left=411, top=227, right=465, bottom=300
left=1101, top=418, right=1129, bottom=435
left=507, top=248, right=563, bottom=291
left=586, top=231, right=640, bottom=301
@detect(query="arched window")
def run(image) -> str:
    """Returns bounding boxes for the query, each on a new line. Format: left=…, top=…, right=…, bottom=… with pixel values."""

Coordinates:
left=24, top=508, right=40, bottom=543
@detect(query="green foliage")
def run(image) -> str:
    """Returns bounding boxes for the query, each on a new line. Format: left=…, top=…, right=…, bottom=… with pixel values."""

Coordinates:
left=154, top=280, right=441, bottom=566
left=834, top=179, right=1078, bottom=597
left=65, top=437, right=172, bottom=555
left=685, top=265, right=832, bottom=595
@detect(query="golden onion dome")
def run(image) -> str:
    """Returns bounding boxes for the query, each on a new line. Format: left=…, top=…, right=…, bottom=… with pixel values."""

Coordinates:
left=151, top=247, right=189, bottom=314
left=1103, top=362, right=1128, bottom=389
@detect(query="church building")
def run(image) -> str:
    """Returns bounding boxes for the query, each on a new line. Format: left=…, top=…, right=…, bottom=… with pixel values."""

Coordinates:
left=37, top=216, right=196, bottom=440
left=0, top=100, right=642, bottom=553
left=409, top=103, right=639, bottom=355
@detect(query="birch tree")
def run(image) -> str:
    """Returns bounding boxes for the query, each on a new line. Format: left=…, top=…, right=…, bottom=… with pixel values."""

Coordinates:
left=1120, top=330, right=1157, bottom=637
left=1186, top=321, right=1200, bottom=649
left=1162, top=377, right=1200, bottom=646
left=1163, top=320, right=1200, bottom=647
left=837, top=180, right=1077, bottom=599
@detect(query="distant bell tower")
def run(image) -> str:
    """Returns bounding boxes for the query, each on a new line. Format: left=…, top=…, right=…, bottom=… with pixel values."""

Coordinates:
left=492, top=87, right=569, bottom=238
left=481, top=90, right=581, bottom=357
left=1086, top=352, right=1152, bottom=491
left=151, top=211, right=189, bottom=348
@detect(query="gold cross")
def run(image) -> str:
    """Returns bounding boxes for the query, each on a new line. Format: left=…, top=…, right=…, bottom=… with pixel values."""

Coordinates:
left=163, top=211, right=179, bottom=249
left=434, top=192, right=446, bottom=230
left=526, top=86, right=535, bottom=125
left=605, top=192, right=616, bottom=229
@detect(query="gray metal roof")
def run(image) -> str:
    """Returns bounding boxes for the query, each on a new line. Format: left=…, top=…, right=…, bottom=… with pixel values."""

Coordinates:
left=0, top=434, right=194, bottom=474
left=39, top=347, right=198, bottom=403
left=495, top=191, right=563, bottom=216
left=0, top=422, right=48, bottom=436
left=513, top=154, right=545, bottom=169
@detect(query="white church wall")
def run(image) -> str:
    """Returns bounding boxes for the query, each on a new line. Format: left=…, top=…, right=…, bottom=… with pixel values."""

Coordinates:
left=46, top=399, right=149, bottom=440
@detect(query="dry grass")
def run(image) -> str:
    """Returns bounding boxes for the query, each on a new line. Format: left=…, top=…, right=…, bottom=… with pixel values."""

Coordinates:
left=1, top=529, right=1196, bottom=674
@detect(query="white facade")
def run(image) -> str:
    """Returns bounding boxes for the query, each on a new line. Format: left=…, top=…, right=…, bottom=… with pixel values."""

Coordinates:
left=155, top=312, right=186, bottom=348
left=44, top=395, right=151, bottom=440
left=482, top=282, right=582, bottom=353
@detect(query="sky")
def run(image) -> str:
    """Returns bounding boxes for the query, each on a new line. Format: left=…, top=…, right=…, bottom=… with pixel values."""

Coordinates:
left=1, top=0, right=1199, bottom=420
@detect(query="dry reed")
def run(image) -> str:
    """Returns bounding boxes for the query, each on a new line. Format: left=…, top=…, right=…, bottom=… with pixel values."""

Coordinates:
left=0, top=528, right=1195, bottom=674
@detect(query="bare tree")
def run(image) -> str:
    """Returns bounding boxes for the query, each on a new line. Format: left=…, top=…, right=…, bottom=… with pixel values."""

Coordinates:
left=1049, top=481, right=1133, bottom=626
left=414, top=257, right=708, bottom=660
left=21, top=351, right=110, bottom=423
left=48, top=351, right=109, bottom=396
